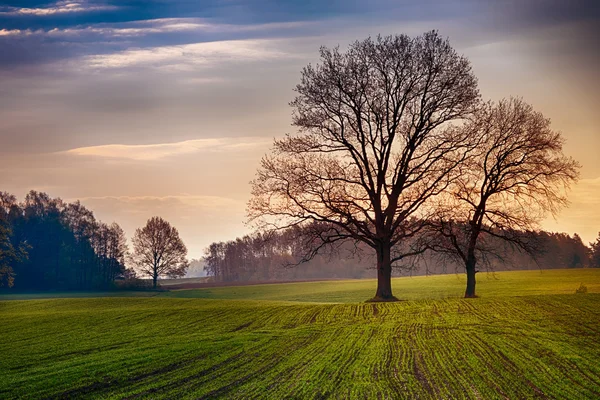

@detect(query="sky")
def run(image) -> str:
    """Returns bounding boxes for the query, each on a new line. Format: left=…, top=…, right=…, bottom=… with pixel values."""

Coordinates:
left=0, top=0, right=599, bottom=259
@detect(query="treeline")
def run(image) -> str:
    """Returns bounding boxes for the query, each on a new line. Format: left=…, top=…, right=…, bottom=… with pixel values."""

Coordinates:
left=204, top=225, right=599, bottom=283
left=204, top=228, right=375, bottom=281
left=1, top=189, right=597, bottom=290
left=0, top=191, right=129, bottom=290
left=531, top=232, right=591, bottom=269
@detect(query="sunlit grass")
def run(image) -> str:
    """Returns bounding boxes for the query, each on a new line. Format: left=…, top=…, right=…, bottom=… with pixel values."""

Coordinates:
left=2, top=268, right=599, bottom=302
left=160, top=269, right=600, bottom=302
left=1, top=269, right=599, bottom=398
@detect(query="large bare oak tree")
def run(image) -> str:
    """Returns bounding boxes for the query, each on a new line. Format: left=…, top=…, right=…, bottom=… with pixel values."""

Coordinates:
left=248, top=31, right=479, bottom=300
left=432, top=98, right=580, bottom=297
left=131, top=216, right=189, bottom=288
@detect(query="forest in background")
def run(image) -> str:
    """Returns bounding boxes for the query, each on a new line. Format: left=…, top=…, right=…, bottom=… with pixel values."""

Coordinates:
left=0, top=191, right=128, bottom=291
left=1, top=189, right=598, bottom=291
left=203, top=226, right=596, bottom=282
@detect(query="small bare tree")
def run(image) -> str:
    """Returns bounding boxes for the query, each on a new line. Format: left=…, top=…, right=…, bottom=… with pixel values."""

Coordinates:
left=131, top=217, right=189, bottom=288
left=248, top=31, right=479, bottom=300
left=432, top=98, right=580, bottom=297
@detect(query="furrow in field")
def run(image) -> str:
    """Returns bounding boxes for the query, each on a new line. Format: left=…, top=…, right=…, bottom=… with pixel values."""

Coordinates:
left=117, top=335, right=287, bottom=398
left=2, top=279, right=600, bottom=399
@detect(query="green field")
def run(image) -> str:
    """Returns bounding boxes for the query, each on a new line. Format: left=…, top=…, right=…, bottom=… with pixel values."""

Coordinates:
left=2, top=269, right=600, bottom=399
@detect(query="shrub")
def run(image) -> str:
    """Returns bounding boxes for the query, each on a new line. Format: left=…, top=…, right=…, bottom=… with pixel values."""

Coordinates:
left=575, top=283, right=588, bottom=294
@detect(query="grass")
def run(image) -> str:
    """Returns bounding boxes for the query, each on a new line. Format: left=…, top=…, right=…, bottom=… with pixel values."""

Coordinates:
left=2, top=268, right=600, bottom=302
left=1, top=269, right=600, bottom=399
left=160, top=268, right=600, bottom=302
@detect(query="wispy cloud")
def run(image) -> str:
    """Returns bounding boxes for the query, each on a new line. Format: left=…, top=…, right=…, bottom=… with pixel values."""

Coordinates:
left=64, top=137, right=272, bottom=161
left=0, top=20, right=208, bottom=38
left=0, top=1, right=117, bottom=16
left=79, top=39, right=292, bottom=70
left=63, top=19, right=310, bottom=37
left=0, top=19, right=312, bottom=38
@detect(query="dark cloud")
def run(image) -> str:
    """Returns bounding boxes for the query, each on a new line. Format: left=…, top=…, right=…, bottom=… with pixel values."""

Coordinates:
left=503, top=0, right=599, bottom=26
left=0, top=0, right=360, bottom=30
left=0, top=0, right=477, bottom=69
left=484, top=0, right=600, bottom=44
left=483, top=0, right=600, bottom=83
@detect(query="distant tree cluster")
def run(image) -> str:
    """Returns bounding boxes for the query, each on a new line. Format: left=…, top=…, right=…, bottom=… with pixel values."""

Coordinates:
left=204, top=228, right=372, bottom=282
left=204, top=232, right=292, bottom=282
left=203, top=223, right=596, bottom=283
left=0, top=191, right=192, bottom=291
left=0, top=191, right=128, bottom=290
left=540, top=232, right=591, bottom=269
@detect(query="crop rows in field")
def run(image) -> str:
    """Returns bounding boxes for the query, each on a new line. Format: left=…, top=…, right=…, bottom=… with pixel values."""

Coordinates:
left=2, top=293, right=600, bottom=399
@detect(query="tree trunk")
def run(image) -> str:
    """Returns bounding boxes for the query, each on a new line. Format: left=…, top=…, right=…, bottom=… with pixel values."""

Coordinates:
left=465, top=257, right=477, bottom=298
left=152, top=273, right=158, bottom=289
left=374, top=242, right=397, bottom=301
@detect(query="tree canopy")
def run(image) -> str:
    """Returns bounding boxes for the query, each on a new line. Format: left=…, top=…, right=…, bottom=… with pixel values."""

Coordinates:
left=249, top=31, right=480, bottom=300
left=432, top=98, right=579, bottom=297
left=0, top=190, right=128, bottom=290
left=249, top=31, right=580, bottom=300
left=131, top=216, right=189, bottom=288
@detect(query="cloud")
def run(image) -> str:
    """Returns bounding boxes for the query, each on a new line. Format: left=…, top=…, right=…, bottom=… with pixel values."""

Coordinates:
left=0, top=19, right=313, bottom=45
left=0, top=29, right=24, bottom=36
left=0, top=1, right=117, bottom=16
left=79, top=39, right=293, bottom=70
left=0, top=20, right=213, bottom=38
left=64, top=137, right=272, bottom=161
left=42, top=19, right=310, bottom=37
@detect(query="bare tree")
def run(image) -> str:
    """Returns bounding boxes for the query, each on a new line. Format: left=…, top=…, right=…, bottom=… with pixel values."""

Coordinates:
left=131, top=217, right=189, bottom=288
left=248, top=31, right=479, bottom=300
left=432, top=98, right=580, bottom=297
left=93, top=222, right=129, bottom=285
